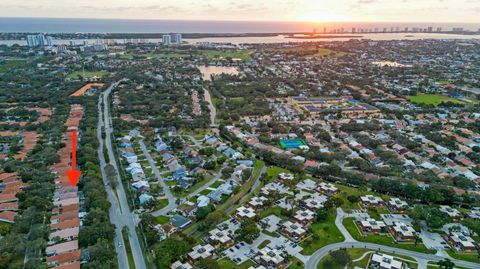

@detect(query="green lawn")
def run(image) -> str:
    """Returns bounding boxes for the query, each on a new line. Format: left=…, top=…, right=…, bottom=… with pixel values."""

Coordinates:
left=343, top=218, right=435, bottom=254
left=122, top=229, right=137, bottom=269
left=258, top=206, right=285, bottom=219
left=307, top=48, right=347, bottom=59
left=154, top=198, right=169, bottom=211
left=155, top=215, right=170, bottom=225
left=288, top=256, right=305, bottom=269
left=317, top=249, right=370, bottom=269
left=266, top=166, right=291, bottom=179
left=300, top=210, right=345, bottom=255
left=446, top=249, right=480, bottom=263
left=217, top=258, right=255, bottom=269
left=211, top=180, right=224, bottom=188
left=202, top=50, right=253, bottom=61
left=67, top=70, right=109, bottom=79
left=407, top=94, right=463, bottom=106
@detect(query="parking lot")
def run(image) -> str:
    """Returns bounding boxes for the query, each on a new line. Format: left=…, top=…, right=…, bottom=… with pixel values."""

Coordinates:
left=261, top=215, right=282, bottom=233
left=224, top=241, right=255, bottom=265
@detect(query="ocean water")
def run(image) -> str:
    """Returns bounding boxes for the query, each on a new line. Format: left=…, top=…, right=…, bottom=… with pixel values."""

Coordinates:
left=0, top=17, right=480, bottom=33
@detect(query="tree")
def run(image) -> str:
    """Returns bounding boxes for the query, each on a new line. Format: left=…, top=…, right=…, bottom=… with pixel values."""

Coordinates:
left=438, top=258, right=455, bottom=269
left=195, top=204, right=215, bottom=220
left=347, top=195, right=360, bottom=204
left=331, top=248, right=351, bottom=266
left=316, top=208, right=329, bottom=222
left=85, top=239, right=116, bottom=268
left=325, top=197, right=344, bottom=209
left=236, top=219, right=260, bottom=244
left=154, top=238, right=193, bottom=268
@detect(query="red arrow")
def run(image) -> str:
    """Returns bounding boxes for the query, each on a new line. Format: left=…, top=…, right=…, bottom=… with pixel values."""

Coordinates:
left=66, top=130, right=81, bottom=187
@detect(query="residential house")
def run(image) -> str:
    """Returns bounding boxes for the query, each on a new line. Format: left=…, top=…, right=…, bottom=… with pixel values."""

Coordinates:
left=281, top=221, right=306, bottom=241
left=187, top=244, right=215, bottom=262
left=389, top=222, right=416, bottom=241
left=357, top=218, right=387, bottom=234
left=256, top=246, right=286, bottom=268
left=235, top=206, right=256, bottom=220
left=208, top=228, right=234, bottom=248
left=387, top=198, right=409, bottom=213
left=316, top=182, right=339, bottom=196
left=370, top=253, right=403, bottom=269
left=360, top=195, right=384, bottom=208
left=444, top=232, right=477, bottom=253
left=294, top=209, right=315, bottom=226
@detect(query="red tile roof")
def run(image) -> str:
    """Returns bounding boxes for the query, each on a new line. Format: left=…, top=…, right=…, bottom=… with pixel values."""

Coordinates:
left=0, top=211, right=17, bottom=223
left=51, top=218, right=80, bottom=230
left=46, top=249, right=81, bottom=266
left=0, top=202, right=19, bottom=211
left=52, top=261, right=81, bottom=269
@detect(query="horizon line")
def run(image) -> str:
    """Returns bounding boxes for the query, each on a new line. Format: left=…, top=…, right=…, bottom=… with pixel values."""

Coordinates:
left=1, top=16, right=479, bottom=25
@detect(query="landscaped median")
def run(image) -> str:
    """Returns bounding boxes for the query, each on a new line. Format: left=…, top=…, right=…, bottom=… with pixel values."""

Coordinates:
left=343, top=217, right=436, bottom=254
left=183, top=160, right=265, bottom=235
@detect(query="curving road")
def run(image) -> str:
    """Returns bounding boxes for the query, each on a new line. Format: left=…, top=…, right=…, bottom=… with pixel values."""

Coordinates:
left=305, top=241, right=480, bottom=269
left=306, top=207, right=480, bottom=269
left=98, top=81, right=147, bottom=269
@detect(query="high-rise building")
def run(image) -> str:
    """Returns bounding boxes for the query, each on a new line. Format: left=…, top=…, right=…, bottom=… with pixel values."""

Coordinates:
left=37, top=34, right=46, bottom=46
left=437, top=27, right=442, bottom=32
left=26, top=33, right=53, bottom=47
left=162, top=35, right=171, bottom=45
left=352, top=28, right=356, bottom=33
left=171, top=33, right=182, bottom=44
left=46, top=36, right=53, bottom=47
left=26, top=35, right=37, bottom=47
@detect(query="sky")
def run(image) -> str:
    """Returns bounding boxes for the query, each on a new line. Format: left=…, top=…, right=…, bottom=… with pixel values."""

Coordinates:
left=0, top=0, right=479, bottom=23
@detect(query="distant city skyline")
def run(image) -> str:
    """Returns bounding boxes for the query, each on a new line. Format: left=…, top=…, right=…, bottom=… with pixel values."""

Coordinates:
left=0, top=0, right=479, bottom=23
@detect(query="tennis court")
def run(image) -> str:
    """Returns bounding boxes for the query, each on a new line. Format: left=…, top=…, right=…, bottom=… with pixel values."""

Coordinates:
left=279, top=139, right=305, bottom=149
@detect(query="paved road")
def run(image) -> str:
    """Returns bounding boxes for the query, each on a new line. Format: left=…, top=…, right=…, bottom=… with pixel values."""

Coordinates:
left=98, top=81, right=147, bottom=269
left=224, top=165, right=266, bottom=214
left=306, top=207, right=479, bottom=269
left=305, top=241, right=480, bottom=269
left=335, top=208, right=356, bottom=243
left=138, top=139, right=177, bottom=217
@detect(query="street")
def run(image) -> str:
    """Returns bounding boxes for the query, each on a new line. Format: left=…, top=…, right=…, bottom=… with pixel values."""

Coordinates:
left=97, top=81, right=147, bottom=269
left=138, top=139, right=177, bottom=217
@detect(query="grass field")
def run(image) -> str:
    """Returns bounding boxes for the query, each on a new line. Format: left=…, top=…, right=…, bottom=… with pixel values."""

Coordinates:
left=407, top=94, right=463, bottom=106
left=155, top=215, right=170, bottom=225
left=446, top=249, right=480, bottom=263
left=67, top=70, right=109, bottom=79
left=265, top=165, right=291, bottom=179
left=317, top=249, right=370, bottom=269
left=300, top=210, right=345, bottom=255
left=202, top=50, right=253, bottom=61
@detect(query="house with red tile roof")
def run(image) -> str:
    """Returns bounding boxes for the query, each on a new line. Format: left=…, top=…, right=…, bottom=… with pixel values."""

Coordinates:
left=46, top=249, right=81, bottom=267
left=0, top=211, right=17, bottom=223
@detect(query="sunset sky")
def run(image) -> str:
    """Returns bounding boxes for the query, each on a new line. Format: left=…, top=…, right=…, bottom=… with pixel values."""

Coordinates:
left=0, top=0, right=479, bottom=23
